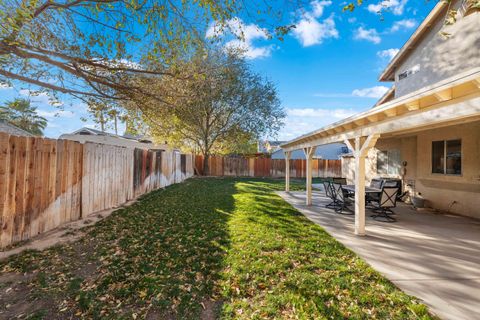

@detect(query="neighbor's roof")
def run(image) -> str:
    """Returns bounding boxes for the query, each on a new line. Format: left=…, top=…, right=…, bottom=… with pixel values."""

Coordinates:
left=272, top=142, right=348, bottom=160
left=267, top=140, right=287, bottom=146
left=71, top=127, right=153, bottom=143
left=379, top=1, right=448, bottom=81
left=0, top=120, right=34, bottom=137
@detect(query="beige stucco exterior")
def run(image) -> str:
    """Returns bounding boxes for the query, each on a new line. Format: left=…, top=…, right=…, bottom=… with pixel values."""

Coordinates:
left=395, top=10, right=480, bottom=97
left=342, top=121, right=480, bottom=218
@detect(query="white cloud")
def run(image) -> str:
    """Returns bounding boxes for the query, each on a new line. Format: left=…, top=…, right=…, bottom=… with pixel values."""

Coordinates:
left=377, top=48, right=399, bottom=61
left=19, top=89, right=63, bottom=106
left=206, top=18, right=273, bottom=59
left=352, top=86, right=389, bottom=98
left=354, top=27, right=381, bottom=44
left=389, top=19, right=417, bottom=32
left=293, top=15, right=338, bottom=47
left=311, top=0, right=332, bottom=18
left=37, top=109, right=75, bottom=119
left=287, top=107, right=356, bottom=118
left=277, top=107, right=357, bottom=140
left=224, top=39, right=273, bottom=59
left=367, top=0, right=408, bottom=15
left=292, top=1, right=338, bottom=47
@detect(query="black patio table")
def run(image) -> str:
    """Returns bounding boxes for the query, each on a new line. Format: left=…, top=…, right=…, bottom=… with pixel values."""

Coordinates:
left=341, top=185, right=382, bottom=194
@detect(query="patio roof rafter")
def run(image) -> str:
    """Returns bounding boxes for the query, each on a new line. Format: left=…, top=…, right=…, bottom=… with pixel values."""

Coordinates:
left=474, top=78, right=480, bottom=89
left=281, top=68, right=480, bottom=153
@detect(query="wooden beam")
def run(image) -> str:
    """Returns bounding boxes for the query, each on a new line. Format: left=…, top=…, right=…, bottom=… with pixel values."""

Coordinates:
left=353, top=118, right=366, bottom=126
left=405, top=101, right=420, bottom=111
left=359, top=134, right=380, bottom=156
left=342, top=123, right=354, bottom=131
left=366, top=114, right=379, bottom=123
left=434, top=88, right=452, bottom=102
left=282, top=94, right=480, bottom=152
left=343, top=139, right=355, bottom=155
left=334, top=126, right=344, bottom=133
left=473, top=78, right=480, bottom=89
left=383, top=108, right=397, bottom=117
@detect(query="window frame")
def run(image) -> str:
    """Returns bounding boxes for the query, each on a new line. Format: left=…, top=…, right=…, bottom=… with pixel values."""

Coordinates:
left=431, top=139, right=462, bottom=176
left=376, top=149, right=401, bottom=176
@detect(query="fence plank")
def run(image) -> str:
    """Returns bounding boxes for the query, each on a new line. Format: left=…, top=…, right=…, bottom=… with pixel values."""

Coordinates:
left=194, top=155, right=342, bottom=179
left=0, top=134, right=194, bottom=248
left=0, top=133, right=10, bottom=245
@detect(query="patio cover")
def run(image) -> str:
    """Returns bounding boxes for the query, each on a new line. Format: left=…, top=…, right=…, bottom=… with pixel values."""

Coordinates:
left=281, top=68, right=480, bottom=235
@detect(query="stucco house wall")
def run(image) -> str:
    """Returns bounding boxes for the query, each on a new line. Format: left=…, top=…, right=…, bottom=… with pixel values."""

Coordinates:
left=394, top=3, right=480, bottom=98
left=415, top=121, right=480, bottom=218
left=342, top=121, right=480, bottom=218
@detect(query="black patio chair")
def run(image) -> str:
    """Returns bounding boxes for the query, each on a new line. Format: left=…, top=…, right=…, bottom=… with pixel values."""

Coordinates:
left=370, top=186, right=399, bottom=222
left=333, top=183, right=353, bottom=214
left=332, top=177, right=347, bottom=185
left=366, top=178, right=384, bottom=206
left=323, top=181, right=336, bottom=209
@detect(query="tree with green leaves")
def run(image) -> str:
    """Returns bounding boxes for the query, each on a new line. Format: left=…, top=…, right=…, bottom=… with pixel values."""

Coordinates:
left=0, top=0, right=306, bottom=105
left=82, top=100, right=125, bottom=134
left=0, top=0, right=469, bottom=106
left=127, top=48, right=285, bottom=174
left=0, top=98, right=47, bottom=135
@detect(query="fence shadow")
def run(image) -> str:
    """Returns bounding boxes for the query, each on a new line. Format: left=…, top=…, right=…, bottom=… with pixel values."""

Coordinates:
left=0, top=177, right=234, bottom=319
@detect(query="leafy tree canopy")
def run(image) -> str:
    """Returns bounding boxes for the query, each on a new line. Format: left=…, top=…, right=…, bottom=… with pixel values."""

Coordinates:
left=0, top=0, right=309, bottom=104
left=0, top=98, right=47, bottom=135
left=124, top=47, right=284, bottom=173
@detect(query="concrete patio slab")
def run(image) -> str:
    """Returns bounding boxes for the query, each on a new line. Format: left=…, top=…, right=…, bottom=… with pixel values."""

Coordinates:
left=277, top=190, right=480, bottom=320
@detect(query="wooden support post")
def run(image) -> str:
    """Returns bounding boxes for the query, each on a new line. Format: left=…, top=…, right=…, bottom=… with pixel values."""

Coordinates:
left=354, top=152, right=367, bottom=235
left=344, top=134, right=380, bottom=236
left=284, top=150, right=291, bottom=192
left=303, top=146, right=316, bottom=206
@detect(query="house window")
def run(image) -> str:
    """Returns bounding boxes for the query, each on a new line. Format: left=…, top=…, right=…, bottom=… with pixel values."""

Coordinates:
left=431, top=140, right=462, bottom=175
left=398, top=64, right=420, bottom=81
left=377, top=149, right=401, bottom=175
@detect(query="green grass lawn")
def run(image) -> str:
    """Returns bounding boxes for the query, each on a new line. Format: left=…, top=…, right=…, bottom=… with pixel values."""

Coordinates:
left=0, top=178, right=433, bottom=319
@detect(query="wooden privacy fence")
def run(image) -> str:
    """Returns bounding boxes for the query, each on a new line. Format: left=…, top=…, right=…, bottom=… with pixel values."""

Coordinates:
left=195, top=155, right=342, bottom=178
left=0, top=133, right=194, bottom=248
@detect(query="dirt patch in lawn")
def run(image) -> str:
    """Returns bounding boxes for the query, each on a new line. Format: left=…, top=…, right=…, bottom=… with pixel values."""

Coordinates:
left=0, top=199, right=138, bottom=261
left=0, top=237, right=102, bottom=319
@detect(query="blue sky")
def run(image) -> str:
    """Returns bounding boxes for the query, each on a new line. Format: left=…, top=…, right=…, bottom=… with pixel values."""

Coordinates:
left=0, top=0, right=436, bottom=140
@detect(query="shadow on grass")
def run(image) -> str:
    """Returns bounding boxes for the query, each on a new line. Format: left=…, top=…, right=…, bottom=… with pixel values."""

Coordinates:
left=0, top=177, right=433, bottom=320
left=0, top=178, right=236, bottom=319
left=219, top=178, right=433, bottom=320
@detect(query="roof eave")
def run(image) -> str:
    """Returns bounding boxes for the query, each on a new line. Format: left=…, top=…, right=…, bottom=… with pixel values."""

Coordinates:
left=281, top=68, right=480, bottom=150
left=378, top=1, right=448, bottom=82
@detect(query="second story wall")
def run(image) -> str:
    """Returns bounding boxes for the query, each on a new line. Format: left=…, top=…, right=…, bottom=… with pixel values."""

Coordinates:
left=394, top=2, right=480, bottom=98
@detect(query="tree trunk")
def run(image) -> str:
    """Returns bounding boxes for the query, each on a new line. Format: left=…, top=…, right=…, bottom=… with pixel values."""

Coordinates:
left=203, top=153, right=210, bottom=176
left=114, top=115, right=118, bottom=135
left=100, top=110, right=105, bottom=132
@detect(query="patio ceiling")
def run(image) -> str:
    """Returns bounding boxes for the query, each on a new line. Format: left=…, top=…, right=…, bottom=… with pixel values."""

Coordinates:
left=281, top=67, right=480, bottom=152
